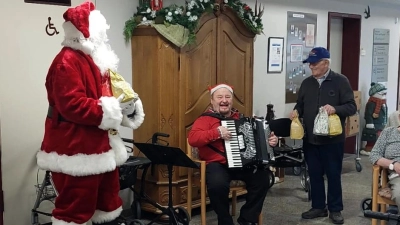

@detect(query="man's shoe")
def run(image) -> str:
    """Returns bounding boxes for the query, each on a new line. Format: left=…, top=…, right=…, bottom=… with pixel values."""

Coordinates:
left=301, top=208, right=328, bottom=219
left=237, top=217, right=256, bottom=225
left=329, top=211, right=344, bottom=224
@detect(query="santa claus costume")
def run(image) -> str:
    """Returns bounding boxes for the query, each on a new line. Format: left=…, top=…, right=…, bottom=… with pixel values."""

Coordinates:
left=36, top=2, right=145, bottom=225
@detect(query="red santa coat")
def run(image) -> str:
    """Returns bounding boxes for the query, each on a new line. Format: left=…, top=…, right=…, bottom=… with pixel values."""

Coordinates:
left=37, top=47, right=127, bottom=177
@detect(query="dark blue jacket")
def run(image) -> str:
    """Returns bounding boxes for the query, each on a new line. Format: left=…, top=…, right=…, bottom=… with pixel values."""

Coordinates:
left=294, top=70, right=357, bottom=145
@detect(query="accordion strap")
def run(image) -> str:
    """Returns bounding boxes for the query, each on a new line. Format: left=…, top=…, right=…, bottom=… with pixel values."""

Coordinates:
left=207, top=144, right=226, bottom=157
left=200, top=112, right=245, bottom=120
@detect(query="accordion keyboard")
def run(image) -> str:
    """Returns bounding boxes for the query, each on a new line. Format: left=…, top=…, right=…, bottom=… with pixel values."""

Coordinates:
left=221, top=120, right=243, bottom=168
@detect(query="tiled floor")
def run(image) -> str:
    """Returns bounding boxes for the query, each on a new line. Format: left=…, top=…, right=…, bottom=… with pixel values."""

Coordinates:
left=136, top=154, right=376, bottom=225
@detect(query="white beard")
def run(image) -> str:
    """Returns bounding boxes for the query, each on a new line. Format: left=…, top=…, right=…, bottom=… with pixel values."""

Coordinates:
left=90, top=42, right=119, bottom=75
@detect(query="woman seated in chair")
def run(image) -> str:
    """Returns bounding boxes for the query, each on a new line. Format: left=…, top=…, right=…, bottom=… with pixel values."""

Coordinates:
left=369, top=126, right=400, bottom=212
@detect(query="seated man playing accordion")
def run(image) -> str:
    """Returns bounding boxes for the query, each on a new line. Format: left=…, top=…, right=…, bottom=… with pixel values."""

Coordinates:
left=188, top=84, right=278, bottom=225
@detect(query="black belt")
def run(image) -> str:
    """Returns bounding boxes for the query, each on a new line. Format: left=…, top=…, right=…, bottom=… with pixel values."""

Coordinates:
left=47, top=106, right=69, bottom=122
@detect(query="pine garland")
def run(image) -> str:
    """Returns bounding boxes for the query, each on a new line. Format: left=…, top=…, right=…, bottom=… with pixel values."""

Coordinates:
left=123, top=0, right=263, bottom=45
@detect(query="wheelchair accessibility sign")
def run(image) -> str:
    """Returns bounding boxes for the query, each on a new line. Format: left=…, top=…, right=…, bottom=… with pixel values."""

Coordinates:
left=45, top=17, right=59, bottom=36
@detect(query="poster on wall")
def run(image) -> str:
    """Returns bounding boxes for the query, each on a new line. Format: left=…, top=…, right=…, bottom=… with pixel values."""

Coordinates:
left=267, top=37, right=284, bottom=73
left=285, top=11, right=318, bottom=103
left=371, top=28, right=390, bottom=84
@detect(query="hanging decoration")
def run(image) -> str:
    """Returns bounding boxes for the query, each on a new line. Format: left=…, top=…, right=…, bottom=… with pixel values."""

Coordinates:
left=123, top=0, right=264, bottom=47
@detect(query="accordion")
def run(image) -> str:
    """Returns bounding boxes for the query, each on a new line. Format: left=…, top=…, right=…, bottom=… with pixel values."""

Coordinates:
left=221, top=117, right=275, bottom=169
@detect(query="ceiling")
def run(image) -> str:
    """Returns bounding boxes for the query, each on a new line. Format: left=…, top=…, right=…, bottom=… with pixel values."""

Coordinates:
left=328, top=0, right=400, bottom=9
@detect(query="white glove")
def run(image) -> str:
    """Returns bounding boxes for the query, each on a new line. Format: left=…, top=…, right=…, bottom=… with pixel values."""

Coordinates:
left=366, top=124, right=375, bottom=129
left=121, top=98, right=145, bottom=130
left=121, top=100, right=135, bottom=115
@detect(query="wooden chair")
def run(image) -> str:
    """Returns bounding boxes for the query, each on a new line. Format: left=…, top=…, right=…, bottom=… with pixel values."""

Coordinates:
left=371, top=165, right=396, bottom=225
left=186, top=139, right=263, bottom=225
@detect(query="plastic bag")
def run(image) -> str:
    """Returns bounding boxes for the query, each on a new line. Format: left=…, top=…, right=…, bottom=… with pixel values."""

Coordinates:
left=328, top=114, right=342, bottom=136
left=313, top=107, right=329, bottom=136
left=290, top=110, right=304, bottom=139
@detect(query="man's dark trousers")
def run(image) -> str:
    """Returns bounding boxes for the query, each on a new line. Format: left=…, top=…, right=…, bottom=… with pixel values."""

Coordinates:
left=205, top=162, right=269, bottom=225
left=303, top=141, right=345, bottom=212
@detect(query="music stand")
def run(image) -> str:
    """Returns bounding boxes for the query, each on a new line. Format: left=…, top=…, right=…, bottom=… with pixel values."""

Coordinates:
left=134, top=142, right=199, bottom=225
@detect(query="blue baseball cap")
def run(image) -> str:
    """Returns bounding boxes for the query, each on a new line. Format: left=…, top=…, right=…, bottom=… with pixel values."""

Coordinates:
left=302, top=47, right=330, bottom=63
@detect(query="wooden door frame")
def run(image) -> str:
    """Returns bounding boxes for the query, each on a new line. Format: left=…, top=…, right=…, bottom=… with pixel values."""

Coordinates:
left=327, top=12, right=362, bottom=155
left=327, top=12, right=361, bottom=52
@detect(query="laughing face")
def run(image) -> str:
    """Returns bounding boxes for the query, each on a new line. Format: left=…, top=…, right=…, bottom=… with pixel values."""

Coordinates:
left=211, top=88, right=233, bottom=117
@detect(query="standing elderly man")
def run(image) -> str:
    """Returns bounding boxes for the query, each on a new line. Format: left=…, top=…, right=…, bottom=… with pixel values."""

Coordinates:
left=290, top=47, right=356, bottom=224
left=188, top=84, right=278, bottom=225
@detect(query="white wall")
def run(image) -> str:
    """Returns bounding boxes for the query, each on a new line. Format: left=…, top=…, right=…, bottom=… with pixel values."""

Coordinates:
left=251, top=0, right=400, bottom=125
left=0, top=0, right=137, bottom=224
left=329, top=18, right=343, bottom=73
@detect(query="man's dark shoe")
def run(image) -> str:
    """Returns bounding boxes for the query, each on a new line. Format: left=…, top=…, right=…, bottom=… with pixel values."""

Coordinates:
left=237, top=217, right=256, bottom=225
left=301, top=208, right=328, bottom=219
left=329, top=211, right=344, bottom=224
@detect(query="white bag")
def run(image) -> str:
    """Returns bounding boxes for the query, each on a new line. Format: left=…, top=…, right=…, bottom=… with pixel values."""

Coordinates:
left=313, top=107, right=329, bottom=136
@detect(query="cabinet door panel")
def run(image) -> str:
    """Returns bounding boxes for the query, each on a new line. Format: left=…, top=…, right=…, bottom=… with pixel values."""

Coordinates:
left=181, top=17, right=218, bottom=132
left=217, top=14, right=254, bottom=117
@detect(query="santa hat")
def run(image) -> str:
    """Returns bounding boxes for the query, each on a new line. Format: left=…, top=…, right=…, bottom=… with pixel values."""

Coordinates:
left=208, top=84, right=233, bottom=95
left=63, top=1, right=95, bottom=38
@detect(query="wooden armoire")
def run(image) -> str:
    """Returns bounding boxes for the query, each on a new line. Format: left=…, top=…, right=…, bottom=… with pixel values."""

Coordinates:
left=131, top=2, right=256, bottom=213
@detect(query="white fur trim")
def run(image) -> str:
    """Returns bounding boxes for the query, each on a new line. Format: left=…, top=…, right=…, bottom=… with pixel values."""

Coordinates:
left=61, top=21, right=94, bottom=55
left=91, top=206, right=122, bottom=223
left=210, top=84, right=233, bottom=95
left=121, top=99, right=145, bottom=130
left=108, top=133, right=128, bottom=166
left=98, top=96, right=123, bottom=130
left=37, top=150, right=116, bottom=177
left=51, top=216, right=86, bottom=225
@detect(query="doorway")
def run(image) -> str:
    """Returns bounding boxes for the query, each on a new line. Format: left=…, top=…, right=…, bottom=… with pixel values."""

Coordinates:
left=327, top=12, right=361, bottom=154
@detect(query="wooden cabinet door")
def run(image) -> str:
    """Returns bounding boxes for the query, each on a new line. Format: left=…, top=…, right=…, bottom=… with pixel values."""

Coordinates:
left=180, top=14, right=218, bottom=147
left=216, top=9, right=254, bottom=117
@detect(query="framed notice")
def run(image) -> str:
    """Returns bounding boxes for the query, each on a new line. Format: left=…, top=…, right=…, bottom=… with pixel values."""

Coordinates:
left=290, top=44, right=303, bottom=62
left=24, top=0, right=71, bottom=6
left=305, top=24, right=315, bottom=47
left=267, top=37, right=284, bottom=73
left=371, top=28, right=390, bottom=83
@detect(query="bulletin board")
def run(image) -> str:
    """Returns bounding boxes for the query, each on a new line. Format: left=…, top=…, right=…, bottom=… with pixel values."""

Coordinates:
left=285, top=11, right=318, bottom=103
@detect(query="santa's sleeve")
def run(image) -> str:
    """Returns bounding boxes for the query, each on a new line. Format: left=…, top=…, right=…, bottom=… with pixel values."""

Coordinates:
left=51, top=63, right=122, bottom=130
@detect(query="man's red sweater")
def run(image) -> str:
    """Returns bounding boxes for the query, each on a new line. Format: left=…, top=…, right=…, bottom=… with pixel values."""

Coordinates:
left=188, top=109, right=239, bottom=164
